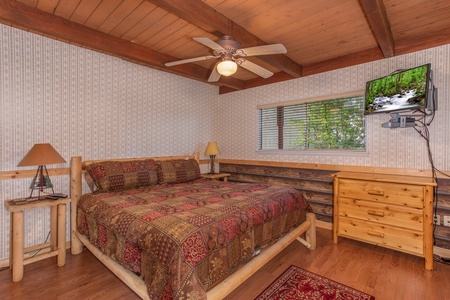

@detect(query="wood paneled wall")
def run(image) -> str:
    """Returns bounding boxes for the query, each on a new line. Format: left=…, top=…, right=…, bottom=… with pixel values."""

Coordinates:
left=435, top=178, right=450, bottom=249
left=219, top=161, right=450, bottom=251
left=219, top=163, right=335, bottom=223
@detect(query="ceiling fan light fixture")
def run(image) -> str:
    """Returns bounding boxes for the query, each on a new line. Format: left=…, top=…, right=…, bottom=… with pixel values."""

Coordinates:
left=217, top=60, right=237, bottom=76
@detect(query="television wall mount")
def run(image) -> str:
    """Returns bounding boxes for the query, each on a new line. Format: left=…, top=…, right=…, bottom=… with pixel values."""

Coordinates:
left=381, top=113, right=416, bottom=129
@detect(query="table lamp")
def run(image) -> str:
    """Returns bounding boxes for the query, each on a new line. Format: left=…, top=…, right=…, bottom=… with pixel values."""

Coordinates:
left=204, top=142, right=220, bottom=174
left=18, top=143, right=67, bottom=199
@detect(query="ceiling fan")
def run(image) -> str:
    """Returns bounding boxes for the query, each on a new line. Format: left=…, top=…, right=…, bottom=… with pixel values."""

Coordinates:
left=165, top=36, right=287, bottom=82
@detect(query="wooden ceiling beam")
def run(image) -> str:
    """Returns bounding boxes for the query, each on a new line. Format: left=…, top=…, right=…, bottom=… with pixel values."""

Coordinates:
left=359, top=0, right=395, bottom=57
left=147, top=0, right=302, bottom=78
left=218, top=23, right=450, bottom=94
left=0, top=0, right=244, bottom=90
left=302, top=47, right=385, bottom=77
left=220, top=47, right=384, bottom=93
left=303, top=23, right=450, bottom=77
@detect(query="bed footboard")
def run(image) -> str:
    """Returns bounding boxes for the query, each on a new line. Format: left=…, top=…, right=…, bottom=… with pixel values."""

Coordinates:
left=207, top=212, right=316, bottom=299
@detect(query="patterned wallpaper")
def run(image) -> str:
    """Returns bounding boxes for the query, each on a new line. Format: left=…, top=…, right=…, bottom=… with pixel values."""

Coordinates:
left=215, top=45, right=449, bottom=171
left=0, top=24, right=217, bottom=260
left=1, top=22, right=449, bottom=261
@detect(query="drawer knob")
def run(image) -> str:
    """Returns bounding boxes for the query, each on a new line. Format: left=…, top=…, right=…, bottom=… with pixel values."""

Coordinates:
left=368, top=189, right=385, bottom=196
left=367, top=210, right=385, bottom=217
left=367, top=230, right=384, bottom=238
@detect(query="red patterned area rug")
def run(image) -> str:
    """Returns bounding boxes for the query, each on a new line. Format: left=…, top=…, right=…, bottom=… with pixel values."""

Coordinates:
left=254, top=265, right=375, bottom=300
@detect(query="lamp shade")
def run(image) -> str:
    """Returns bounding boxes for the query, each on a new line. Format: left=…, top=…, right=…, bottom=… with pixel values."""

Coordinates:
left=204, top=142, right=220, bottom=156
left=18, top=143, right=67, bottom=167
left=217, top=60, right=237, bottom=76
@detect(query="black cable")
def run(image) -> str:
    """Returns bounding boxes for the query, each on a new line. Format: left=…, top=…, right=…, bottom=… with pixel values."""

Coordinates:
left=29, top=231, right=51, bottom=258
left=413, top=113, right=440, bottom=245
left=0, top=231, right=51, bottom=272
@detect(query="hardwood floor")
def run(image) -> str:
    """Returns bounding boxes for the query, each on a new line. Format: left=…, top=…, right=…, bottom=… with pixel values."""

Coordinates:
left=1, top=228, right=449, bottom=300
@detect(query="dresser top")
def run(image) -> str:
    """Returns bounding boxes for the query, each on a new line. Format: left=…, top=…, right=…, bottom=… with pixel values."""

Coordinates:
left=333, top=171, right=437, bottom=186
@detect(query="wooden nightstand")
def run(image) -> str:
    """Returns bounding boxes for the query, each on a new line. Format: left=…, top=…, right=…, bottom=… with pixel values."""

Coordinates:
left=5, top=197, right=71, bottom=282
left=201, top=173, right=231, bottom=182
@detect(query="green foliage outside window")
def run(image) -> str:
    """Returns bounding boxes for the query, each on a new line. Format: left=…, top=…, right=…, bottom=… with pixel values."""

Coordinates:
left=258, top=95, right=365, bottom=151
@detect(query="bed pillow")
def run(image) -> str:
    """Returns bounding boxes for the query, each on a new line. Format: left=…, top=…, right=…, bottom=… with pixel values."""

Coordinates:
left=157, top=159, right=200, bottom=184
left=85, top=159, right=158, bottom=193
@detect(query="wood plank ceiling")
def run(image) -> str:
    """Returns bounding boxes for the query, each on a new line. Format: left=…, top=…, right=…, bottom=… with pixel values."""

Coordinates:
left=1, top=0, right=450, bottom=94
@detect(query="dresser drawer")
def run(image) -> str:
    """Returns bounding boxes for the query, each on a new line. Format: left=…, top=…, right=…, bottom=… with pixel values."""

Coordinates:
left=338, top=217, right=423, bottom=256
left=338, top=179, right=424, bottom=208
left=338, top=197, right=423, bottom=231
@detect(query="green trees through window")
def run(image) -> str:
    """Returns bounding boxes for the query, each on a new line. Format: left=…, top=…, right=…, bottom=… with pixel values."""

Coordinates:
left=258, top=94, right=365, bottom=151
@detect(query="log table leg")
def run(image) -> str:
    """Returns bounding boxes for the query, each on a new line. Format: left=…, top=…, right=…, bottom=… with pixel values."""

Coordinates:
left=57, top=203, right=67, bottom=266
left=11, top=210, right=24, bottom=282
left=50, top=205, right=57, bottom=251
left=5, top=197, right=71, bottom=282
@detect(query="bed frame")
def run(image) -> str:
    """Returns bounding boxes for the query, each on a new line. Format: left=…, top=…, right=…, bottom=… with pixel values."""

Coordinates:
left=69, top=154, right=316, bottom=299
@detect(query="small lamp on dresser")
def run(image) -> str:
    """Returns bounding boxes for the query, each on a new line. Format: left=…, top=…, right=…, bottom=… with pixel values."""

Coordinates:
left=17, top=143, right=67, bottom=199
left=204, top=142, right=220, bottom=174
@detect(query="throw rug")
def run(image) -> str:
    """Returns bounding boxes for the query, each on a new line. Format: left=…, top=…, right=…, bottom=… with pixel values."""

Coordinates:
left=254, top=265, right=375, bottom=300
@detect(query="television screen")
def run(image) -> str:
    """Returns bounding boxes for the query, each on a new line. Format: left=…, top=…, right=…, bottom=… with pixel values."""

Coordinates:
left=364, top=64, right=431, bottom=115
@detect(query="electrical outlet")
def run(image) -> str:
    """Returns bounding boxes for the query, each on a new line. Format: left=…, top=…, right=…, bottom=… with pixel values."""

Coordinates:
left=444, top=216, right=450, bottom=227
left=434, top=215, right=440, bottom=225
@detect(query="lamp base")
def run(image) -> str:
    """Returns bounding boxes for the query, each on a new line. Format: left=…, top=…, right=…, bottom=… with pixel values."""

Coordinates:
left=209, top=155, right=216, bottom=174
left=29, top=165, right=55, bottom=199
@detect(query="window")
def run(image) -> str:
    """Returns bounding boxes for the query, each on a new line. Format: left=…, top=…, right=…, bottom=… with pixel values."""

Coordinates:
left=258, top=92, right=366, bottom=152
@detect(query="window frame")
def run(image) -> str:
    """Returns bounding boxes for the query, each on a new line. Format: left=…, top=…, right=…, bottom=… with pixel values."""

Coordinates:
left=256, top=90, right=369, bottom=156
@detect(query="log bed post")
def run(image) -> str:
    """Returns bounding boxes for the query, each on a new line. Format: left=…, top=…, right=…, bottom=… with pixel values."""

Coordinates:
left=193, top=151, right=199, bottom=164
left=70, top=156, right=83, bottom=255
left=305, top=213, right=317, bottom=250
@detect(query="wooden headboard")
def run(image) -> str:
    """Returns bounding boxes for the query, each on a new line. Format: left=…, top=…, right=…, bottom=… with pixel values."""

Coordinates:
left=82, top=152, right=200, bottom=169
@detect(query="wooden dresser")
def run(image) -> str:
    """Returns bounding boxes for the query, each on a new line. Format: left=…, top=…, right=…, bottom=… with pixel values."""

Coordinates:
left=332, top=172, right=436, bottom=270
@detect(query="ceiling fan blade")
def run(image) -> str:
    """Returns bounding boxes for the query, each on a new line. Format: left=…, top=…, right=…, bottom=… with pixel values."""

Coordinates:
left=239, top=60, right=274, bottom=78
left=165, top=55, right=216, bottom=66
left=208, top=63, right=221, bottom=82
left=193, top=37, right=225, bottom=52
left=237, top=44, right=287, bottom=56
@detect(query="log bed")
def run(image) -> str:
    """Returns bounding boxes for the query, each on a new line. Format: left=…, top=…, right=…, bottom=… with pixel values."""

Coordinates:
left=69, top=153, right=316, bottom=299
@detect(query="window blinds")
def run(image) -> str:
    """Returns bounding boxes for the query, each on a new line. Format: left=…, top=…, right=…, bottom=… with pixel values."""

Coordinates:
left=258, top=92, right=366, bottom=151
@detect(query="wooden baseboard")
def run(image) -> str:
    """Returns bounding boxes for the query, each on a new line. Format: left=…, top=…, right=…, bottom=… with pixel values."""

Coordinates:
left=0, top=241, right=71, bottom=269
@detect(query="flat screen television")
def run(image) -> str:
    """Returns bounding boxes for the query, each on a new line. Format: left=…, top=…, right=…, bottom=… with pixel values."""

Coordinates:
left=364, top=63, right=432, bottom=115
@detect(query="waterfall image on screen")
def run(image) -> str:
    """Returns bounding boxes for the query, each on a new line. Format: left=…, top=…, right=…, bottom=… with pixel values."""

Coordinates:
left=364, top=64, right=430, bottom=115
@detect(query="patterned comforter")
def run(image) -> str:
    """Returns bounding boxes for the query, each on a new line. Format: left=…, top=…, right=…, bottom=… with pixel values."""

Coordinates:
left=77, top=179, right=309, bottom=299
